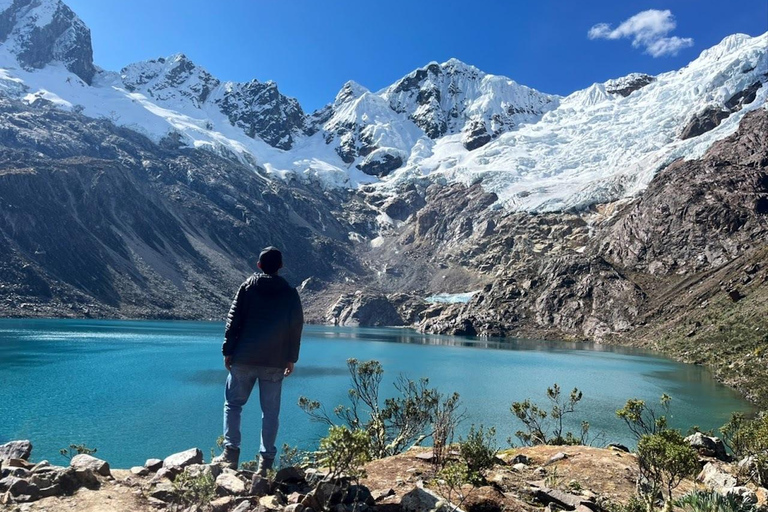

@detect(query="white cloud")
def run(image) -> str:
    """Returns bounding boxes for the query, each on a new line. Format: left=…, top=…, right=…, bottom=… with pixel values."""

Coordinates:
left=588, top=9, right=694, bottom=57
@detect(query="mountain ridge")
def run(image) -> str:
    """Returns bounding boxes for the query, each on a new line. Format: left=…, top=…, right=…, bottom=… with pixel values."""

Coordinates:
left=1, top=0, right=765, bottom=212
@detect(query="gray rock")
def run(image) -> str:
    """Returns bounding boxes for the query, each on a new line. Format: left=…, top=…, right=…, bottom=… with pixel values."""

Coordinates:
left=150, top=481, right=176, bottom=502
left=260, top=495, right=284, bottom=510
left=131, top=466, right=150, bottom=476
left=74, top=468, right=99, bottom=489
left=344, top=484, right=374, bottom=505
left=546, top=452, right=568, bottom=465
left=209, top=496, right=236, bottom=512
left=274, top=465, right=305, bottom=484
left=698, top=462, right=738, bottom=493
left=685, top=432, right=728, bottom=460
left=0, top=441, right=32, bottom=462
left=38, top=483, right=62, bottom=498
left=52, top=467, right=80, bottom=495
left=145, top=458, right=164, bottom=472
left=250, top=474, right=270, bottom=496
left=164, top=448, right=203, bottom=469
left=284, top=504, right=305, bottom=512
left=184, top=463, right=222, bottom=480
left=232, top=500, right=253, bottom=512
left=400, top=487, right=442, bottom=512
left=70, top=453, right=111, bottom=477
left=511, top=454, right=531, bottom=465
left=215, top=472, right=246, bottom=496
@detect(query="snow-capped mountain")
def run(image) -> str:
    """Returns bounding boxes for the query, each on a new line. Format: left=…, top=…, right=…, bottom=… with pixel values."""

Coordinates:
left=0, top=0, right=766, bottom=212
left=0, top=0, right=94, bottom=83
left=381, top=58, right=558, bottom=148
left=120, top=54, right=308, bottom=150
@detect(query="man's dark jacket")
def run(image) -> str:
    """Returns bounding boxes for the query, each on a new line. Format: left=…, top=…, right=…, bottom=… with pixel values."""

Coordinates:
left=222, top=273, right=303, bottom=367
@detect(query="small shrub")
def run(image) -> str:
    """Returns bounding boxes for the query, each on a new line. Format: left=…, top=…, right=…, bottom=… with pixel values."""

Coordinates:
left=317, top=425, right=372, bottom=480
left=616, top=394, right=671, bottom=441
left=300, top=358, right=463, bottom=462
left=59, top=443, right=97, bottom=461
left=510, top=384, right=590, bottom=446
left=720, top=411, right=768, bottom=485
left=674, top=490, right=755, bottom=512
left=458, top=424, right=498, bottom=485
left=636, top=429, right=699, bottom=511
left=171, top=471, right=216, bottom=507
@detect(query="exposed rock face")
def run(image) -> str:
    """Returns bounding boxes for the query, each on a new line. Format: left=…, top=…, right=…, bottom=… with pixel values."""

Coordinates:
left=0, top=98, right=364, bottom=319
left=604, top=73, right=656, bottom=97
left=0, top=0, right=95, bottom=84
left=327, top=292, right=405, bottom=327
left=598, top=109, right=768, bottom=275
left=680, top=81, right=763, bottom=140
left=357, top=148, right=405, bottom=177
left=215, top=80, right=306, bottom=150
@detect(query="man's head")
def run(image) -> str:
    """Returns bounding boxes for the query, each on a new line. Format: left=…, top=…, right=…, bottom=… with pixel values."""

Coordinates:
left=257, top=246, right=283, bottom=275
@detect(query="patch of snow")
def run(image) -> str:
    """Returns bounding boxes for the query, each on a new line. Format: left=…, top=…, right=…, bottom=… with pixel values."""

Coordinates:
left=426, top=291, right=480, bottom=304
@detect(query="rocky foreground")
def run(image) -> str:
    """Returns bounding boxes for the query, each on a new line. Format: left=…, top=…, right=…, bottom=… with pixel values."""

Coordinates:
left=2, top=438, right=766, bottom=512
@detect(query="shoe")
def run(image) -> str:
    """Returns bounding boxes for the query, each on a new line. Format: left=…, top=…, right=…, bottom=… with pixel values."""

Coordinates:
left=212, top=446, right=240, bottom=469
left=255, top=456, right=273, bottom=477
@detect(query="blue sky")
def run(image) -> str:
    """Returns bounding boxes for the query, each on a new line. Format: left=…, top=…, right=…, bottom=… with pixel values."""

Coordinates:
left=67, top=0, right=767, bottom=112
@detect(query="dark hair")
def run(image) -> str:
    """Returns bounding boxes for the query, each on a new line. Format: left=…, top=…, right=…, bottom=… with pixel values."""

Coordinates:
left=258, top=246, right=282, bottom=275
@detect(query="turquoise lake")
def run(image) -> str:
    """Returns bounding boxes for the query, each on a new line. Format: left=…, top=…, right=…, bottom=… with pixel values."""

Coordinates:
left=0, top=318, right=752, bottom=468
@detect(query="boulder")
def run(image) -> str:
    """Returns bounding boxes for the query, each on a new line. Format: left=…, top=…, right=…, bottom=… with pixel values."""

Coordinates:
left=52, top=467, right=81, bottom=495
left=149, top=481, right=176, bottom=502
left=285, top=504, right=305, bottom=512
left=685, top=432, right=728, bottom=460
left=232, top=500, right=253, bottom=512
left=250, top=474, right=270, bottom=496
left=130, top=466, right=150, bottom=476
left=215, top=472, right=246, bottom=496
left=274, top=466, right=305, bottom=484
left=184, top=463, right=222, bottom=480
left=145, top=458, right=164, bottom=472
left=260, top=494, right=284, bottom=510
left=73, top=468, right=100, bottom=489
left=70, top=454, right=111, bottom=477
left=163, top=448, right=203, bottom=469
left=0, top=441, right=32, bottom=462
left=344, top=484, right=374, bottom=505
left=401, top=487, right=443, bottom=512
left=210, top=496, right=236, bottom=512
left=697, top=462, right=738, bottom=493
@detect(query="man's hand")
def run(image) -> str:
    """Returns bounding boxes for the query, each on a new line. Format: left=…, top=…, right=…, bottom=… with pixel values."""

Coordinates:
left=284, top=362, right=295, bottom=377
left=224, top=355, right=232, bottom=371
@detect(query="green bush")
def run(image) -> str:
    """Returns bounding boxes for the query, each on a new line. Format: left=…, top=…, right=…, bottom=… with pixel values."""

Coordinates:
left=720, top=411, right=768, bottom=485
left=510, top=383, right=590, bottom=446
left=616, top=394, right=671, bottom=441
left=636, top=429, right=699, bottom=511
left=458, top=424, right=498, bottom=485
left=674, top=490, right=755, bottom=512
left=170, top=471, right=216, bottom=507
left=317, top=425, right=372, bottom=480
left=299, top=358, right=462, bottom=462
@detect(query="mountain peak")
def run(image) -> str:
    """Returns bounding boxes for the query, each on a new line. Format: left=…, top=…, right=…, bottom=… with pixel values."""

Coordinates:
left=334, top=80, right=369, bottom=105
left=0, top=0, right=95, bottom=83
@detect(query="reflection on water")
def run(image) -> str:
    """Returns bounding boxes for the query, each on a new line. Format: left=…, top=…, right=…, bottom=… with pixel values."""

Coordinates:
left=0, top=318, right=753, bottom=468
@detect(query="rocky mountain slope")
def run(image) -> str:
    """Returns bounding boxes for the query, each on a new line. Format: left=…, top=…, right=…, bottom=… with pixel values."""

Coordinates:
left=0, top=0, right=766, bottom=405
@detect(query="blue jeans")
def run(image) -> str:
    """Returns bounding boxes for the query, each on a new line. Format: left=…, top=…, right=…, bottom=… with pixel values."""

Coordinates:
left=223, top=364, right=284, bottom=462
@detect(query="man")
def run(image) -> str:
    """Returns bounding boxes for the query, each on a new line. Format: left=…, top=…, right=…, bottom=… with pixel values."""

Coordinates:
left=213, top=246, right=303, bottom=475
